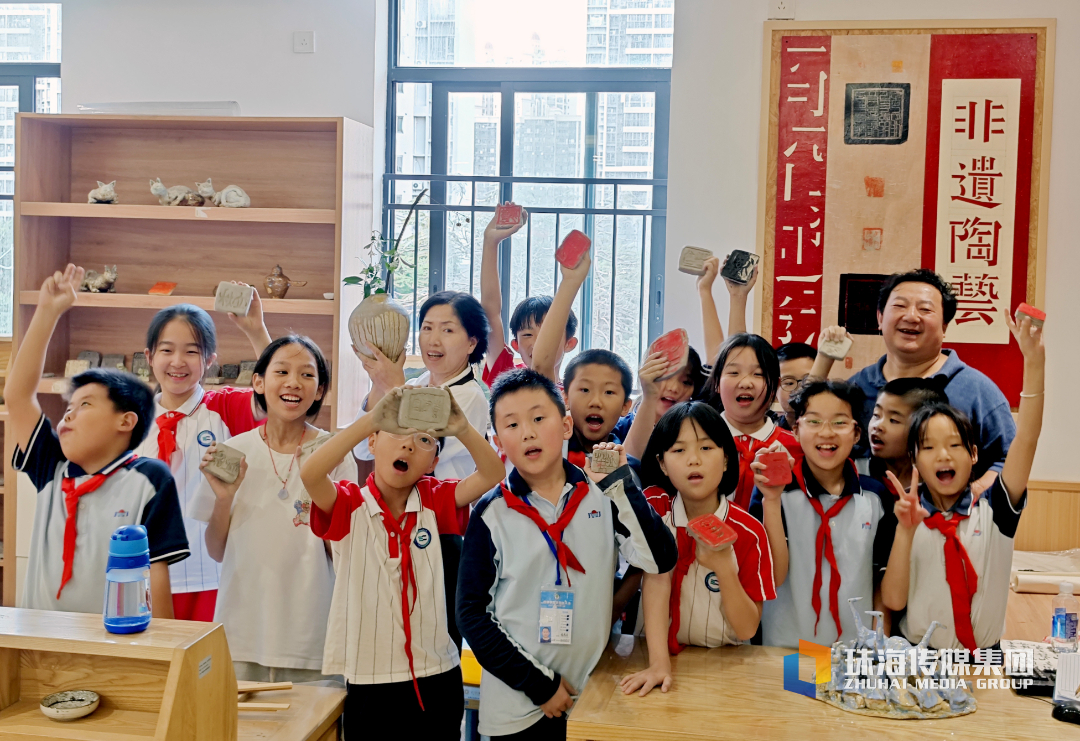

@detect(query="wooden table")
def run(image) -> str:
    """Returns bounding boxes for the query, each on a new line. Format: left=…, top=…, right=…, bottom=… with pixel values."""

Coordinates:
left=567, top=592, right=1076, bottom=740
left=237, top=685, right=344, bottom=741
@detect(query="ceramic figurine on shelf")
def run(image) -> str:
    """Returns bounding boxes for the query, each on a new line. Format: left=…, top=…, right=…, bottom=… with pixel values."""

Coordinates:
left=264, top=265, right=306, bottom=299
left=80, top=265, right=118, bottom=293
left=175, top=192, right=205, bottom=207
left=196, top=178, right=251, bottom=208
left=87, top=180, right=118, bottom=204
left=149, top=178, right=195, bottom=207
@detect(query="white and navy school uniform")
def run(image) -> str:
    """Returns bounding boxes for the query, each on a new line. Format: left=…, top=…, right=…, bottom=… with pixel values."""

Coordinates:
left=750, top=459, right=895, bottom=649
left=15, top=415, right=189, bottom=615
left=900, top=478, right=1025, bottom=650
left=643, top=488, right=776, bottom=648
left=722, top=412, right=800, bottom=511
left=352, top=365, right=490, bottom=480
left=456, top=462, right=677, bottom=737
left=136, top=386, right=257, bottom=596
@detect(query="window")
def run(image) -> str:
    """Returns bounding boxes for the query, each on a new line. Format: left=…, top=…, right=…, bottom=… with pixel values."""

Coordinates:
left=0, top=3, right=60, bottom=336
left=387, top=1, right=671, bottom=365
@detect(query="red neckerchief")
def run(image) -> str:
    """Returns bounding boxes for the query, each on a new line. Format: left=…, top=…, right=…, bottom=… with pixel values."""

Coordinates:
left=792, top=462, right=856, bottom=639
left=366, top=474, right=424, bottom=710
left=567, top=449, right=587, bottom=469
left=155, top=411, right=185, bottom=464
left=731, top=434, right=772, bottom=510
left=923, top=508, right=979, bottom=652
left=58, top=453, right=137, bottom=599
left=668, top=525, right=698, bottom=655
left=501, top=481, right=591, bottom=587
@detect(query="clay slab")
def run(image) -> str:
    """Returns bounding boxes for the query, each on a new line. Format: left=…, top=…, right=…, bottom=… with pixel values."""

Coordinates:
left=64, top=360, right=91, bottom=378
left=214, top=282, right=254, bottom=316
left=204, top=443, right=245, bottom=484
left=720, top=250, right=760, bottom=285
left=235, top=360, right=257, bottom=386
left=102, top=354, right=126, bottom=371
left=648, top=328, right=689, bottom=381
left=819, top=336, right=853, bottom=361
left=589, top=448, right=620, bottom=475
left=687, top=513, right=738, bottom=550
left=555, top=230, right=591, bottom=269
left=76, top=351, right=102, bottom=368
left=1016, top=302, right=1045, bottom=327
left=678, top=246, right=713, bottom=276
left=398, top=387, right=451, bottom=431
left=759, top=451, right=792, bottom=487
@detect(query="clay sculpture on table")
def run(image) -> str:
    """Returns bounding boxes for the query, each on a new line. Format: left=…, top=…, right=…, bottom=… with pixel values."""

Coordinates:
left=815, top=598, right=977, bottom=719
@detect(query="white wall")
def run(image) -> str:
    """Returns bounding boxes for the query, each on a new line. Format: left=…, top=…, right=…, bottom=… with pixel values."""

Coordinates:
left=667, top=0, right=1079, bottom=481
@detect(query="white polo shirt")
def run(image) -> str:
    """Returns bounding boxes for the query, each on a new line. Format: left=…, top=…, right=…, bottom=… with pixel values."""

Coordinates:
left=643, top=488, right=776, bottom=647
left=16, top=415, right=190, bottom=615
left=352, top=365, right=490, bottom=480
left=311, top=474, right=463, bottom=685
left=752, top=460, right=895, bottom=649
left=136, top=386, right=258, bottom=594
left=900, top=478, right=1025, bottom=650
left=188, top=428, right=357, bottom=671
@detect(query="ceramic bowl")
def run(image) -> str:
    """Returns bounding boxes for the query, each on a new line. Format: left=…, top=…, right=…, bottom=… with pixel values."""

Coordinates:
left=40, top=690, right=100, bottom=721
left=323, top=292, right=334, bottom=300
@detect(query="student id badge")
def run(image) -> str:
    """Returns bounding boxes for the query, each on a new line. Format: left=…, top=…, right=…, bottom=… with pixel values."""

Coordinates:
left=538, top=586, right=574, bottom=645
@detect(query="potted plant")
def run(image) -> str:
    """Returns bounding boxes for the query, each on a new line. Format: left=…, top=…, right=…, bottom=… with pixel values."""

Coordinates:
left=343, top=189, right=426, bottom=364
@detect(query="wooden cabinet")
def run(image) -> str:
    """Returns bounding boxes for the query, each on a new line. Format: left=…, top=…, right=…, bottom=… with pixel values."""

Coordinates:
left=9, top=114, right=373, bottom=604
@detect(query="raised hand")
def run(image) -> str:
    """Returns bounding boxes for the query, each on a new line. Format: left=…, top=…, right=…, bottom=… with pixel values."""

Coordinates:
left=38, top=264, right=85, bottom=316
left=199, top=443, right=248, bottom=501
left=358, top=340, right=407, bottom=394
left=559, top=249, right=591, bottom=286
left=224, top=281, right=265, bottom=333
left=439, top=391, right=473, bottom=438
left=587, top=441, right=627, bottom=484
left=367, top=387, right=413, bottom=435
left=887, top=467, right=928, bottom=531
left=722, top=254, right=758, bottom=296
left=1006, top=310, right=1045, bottom=364
left=484, top=201, right=528, bottom=242
left=749, top=440, right=793, bottom=502
left=696, top=255, right=720, bottom=293
left=637, top=352, right=670, bottom=400
left=818, top=324, right=851, bottom=347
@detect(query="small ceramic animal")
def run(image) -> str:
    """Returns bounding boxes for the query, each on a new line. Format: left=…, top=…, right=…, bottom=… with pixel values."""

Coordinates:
left=196, top=178, right=251, bottom=208
left=264, top=265, right=307, bottom=299
left=150, top=178, right=195, bottom=206
left=81, top=265, right=118, bottom=293
left=175, top=192, right=205, bottom=207
left=87, top=180, right=118, bottom=204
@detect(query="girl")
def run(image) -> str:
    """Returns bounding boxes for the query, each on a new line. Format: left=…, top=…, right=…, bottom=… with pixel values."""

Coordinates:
left=619, top=345, right=706, bottom=460
left=192, top=335, right=356, bottom=682
left=621, top=402, right=775, bottom=697
left=353, top=291, right=491, bottom=480
left=135, top=295, right=271, bottom=620
left=881, top=310, right=1045, bottom=650
left=702, top=333, right=799, bottom=510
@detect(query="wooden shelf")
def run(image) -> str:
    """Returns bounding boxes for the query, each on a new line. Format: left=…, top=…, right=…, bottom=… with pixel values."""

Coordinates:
left=19, top=291, right=335, bottom=315
left=0, top=699, right=159, bottom=739
left=21, top=202, right=337, bottom=224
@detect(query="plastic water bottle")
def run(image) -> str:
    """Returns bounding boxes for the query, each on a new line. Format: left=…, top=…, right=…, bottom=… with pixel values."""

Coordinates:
left=103, top=525, right=152, bottom=634
left=1052, top=582, right=1079, bottom=653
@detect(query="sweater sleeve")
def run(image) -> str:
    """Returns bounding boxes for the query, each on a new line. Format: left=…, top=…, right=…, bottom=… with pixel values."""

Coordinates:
left=455, top=493, right=563, bottom=707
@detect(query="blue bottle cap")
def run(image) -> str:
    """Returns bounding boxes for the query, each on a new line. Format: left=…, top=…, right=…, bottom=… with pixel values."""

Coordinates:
left=109, top=525, right=149, bottom=558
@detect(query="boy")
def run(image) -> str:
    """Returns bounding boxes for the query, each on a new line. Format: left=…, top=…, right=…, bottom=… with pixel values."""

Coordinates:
left=775, top=342, right=817, bottom=430
left=480, top=206, right=578, bottom=387
left=861, top=377, right=948, bottom=496
left=749, top=379, right=895, bottom=648
left=457, top=369, right=677, bottom=739
left=881, top=309, right=1045, bottom=651
left=8, top=264, right=189, bottom=616
left=300, top=386, right=505, bottom=739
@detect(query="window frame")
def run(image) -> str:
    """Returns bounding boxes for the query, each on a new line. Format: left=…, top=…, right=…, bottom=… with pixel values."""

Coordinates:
left=385, top=2, right=670, bottom=354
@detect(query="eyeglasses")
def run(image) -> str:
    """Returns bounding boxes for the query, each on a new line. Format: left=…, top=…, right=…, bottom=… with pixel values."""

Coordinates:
left=780, top=375, right=809, bottom=392
left=799, top=417, right=855, bottom=433
left=382, top=431, right=438, bottom=451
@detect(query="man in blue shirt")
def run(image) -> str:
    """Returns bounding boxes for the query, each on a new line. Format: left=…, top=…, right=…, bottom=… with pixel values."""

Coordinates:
left=848, top=269, right=1015, bottom=497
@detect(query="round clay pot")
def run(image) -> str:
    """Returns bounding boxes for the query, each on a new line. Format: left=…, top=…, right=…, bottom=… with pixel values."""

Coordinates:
left=349, top=293, right=409, bottom=363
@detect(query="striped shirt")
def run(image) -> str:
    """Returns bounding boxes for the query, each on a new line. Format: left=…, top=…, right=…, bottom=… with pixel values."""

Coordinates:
left=135, top=385, right=257, bottom=594
left=311, top=474, right=462, bottom=685
left=644, top=488, right=775, bottom=647
left=15, top=415, right=189, bottom=615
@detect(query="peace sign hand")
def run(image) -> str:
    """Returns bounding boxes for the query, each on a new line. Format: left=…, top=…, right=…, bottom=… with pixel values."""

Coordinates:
left=887, top=468, right=929, bottom=531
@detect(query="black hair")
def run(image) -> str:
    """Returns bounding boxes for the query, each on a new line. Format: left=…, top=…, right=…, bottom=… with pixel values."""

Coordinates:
left=776, top=342, right=817, bottom=364
left=562, top=348, right=633, bottom=400
left=489, top=367, right=567, bottom=429
left=880, top=376, right=950, bottom=411
left=789, top=378, right=866, bottom=423
left=510, top=295, right=579, bottom=342
left=252, top=335, right=330, bottom=419
left=683, top=347, right=707, bottom=399
left=419, top=291, right=490, bottom=364
left=907, top=402, right=976, bottom=459
left=703, top=333, right=780, bottom=418
left=641, top=401, right=740, bottom=498
left=146, top=303, right=217, bottom=360
left=877, top=268, right=958, bottom=326
left=69, top=368, right=155, bottom=450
